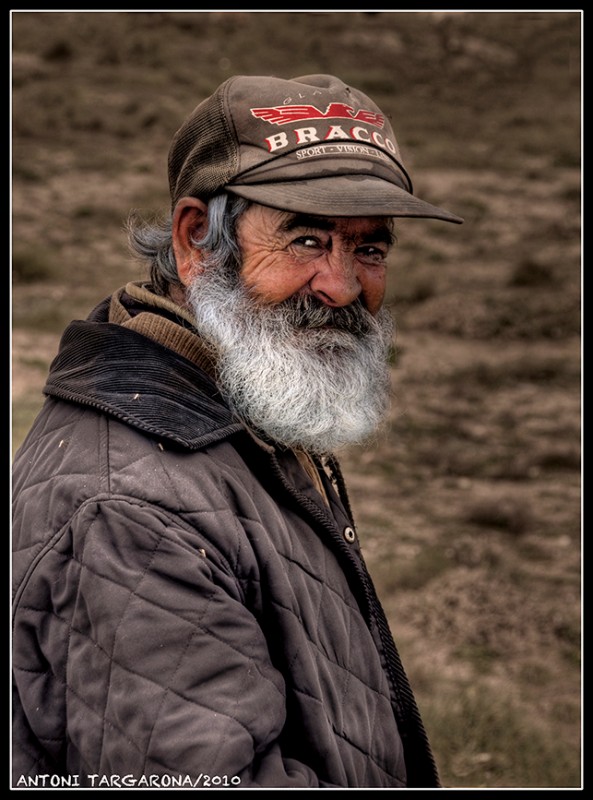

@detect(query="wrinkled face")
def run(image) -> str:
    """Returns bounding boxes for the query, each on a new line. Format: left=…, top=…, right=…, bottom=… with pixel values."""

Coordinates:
left=184, top=200, right=396, bottom=454
left=235, top=204, right=394, bottom=315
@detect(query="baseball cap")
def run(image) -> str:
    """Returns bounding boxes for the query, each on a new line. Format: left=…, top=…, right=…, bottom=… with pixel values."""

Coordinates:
left=168, top=74, right=463, bottom=224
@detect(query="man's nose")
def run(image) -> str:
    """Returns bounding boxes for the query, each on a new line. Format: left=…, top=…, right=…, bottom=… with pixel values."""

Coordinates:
left=309, top=250, right=361, bottom=308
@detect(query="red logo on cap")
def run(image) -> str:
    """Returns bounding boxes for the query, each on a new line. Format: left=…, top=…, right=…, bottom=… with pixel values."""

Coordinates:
left=251, top=103, right=385, bottom=128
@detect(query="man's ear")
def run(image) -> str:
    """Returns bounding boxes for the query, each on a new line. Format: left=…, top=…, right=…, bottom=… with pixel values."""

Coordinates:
left=172, top=197, right=209, bottom=287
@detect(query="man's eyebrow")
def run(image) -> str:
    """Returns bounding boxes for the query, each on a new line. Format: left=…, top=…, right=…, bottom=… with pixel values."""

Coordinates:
left=358, top=226, right=395, bottom=246
left=280, top=214, right=395, bottom=245
left=280, top=214, right=337, bottom=233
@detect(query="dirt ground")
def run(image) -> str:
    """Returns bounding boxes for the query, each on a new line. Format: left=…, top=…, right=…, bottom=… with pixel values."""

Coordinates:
left=11, top=10, right=582, bottom=788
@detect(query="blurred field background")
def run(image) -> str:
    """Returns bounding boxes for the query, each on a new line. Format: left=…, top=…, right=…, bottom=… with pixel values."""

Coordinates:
left=11, top=10, right=582, bottom=789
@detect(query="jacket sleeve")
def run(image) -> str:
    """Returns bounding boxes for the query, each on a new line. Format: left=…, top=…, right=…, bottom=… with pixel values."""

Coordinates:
left=15, top=495, right=334, bottom=788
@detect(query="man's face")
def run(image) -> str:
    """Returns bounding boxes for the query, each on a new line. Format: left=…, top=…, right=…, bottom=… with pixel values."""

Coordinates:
left=186, top=201, right=395, bottom=454
left=235, top=204, right=394, bottom=316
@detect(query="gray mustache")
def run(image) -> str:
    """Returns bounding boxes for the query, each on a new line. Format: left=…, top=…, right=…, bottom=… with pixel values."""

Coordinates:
left=282, top=295, right=374, bottom=336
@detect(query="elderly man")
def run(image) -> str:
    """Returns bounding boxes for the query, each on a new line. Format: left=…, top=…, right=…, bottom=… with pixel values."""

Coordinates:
left=12, top=74, right=462, bottom=789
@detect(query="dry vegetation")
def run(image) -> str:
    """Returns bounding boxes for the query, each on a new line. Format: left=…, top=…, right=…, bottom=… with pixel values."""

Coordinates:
left=11, top=11, right=582, bottom=789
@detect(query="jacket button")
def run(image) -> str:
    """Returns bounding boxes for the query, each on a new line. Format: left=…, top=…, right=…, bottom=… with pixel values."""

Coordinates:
left=343, top=526, right=356, bottom=543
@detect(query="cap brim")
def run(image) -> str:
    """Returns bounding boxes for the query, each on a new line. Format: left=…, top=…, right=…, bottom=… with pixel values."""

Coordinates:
left=227, top=174, right=463, bottom=224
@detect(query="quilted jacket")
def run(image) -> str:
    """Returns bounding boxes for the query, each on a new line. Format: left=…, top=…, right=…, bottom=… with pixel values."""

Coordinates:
left=12, top=292, right=440, bottom=789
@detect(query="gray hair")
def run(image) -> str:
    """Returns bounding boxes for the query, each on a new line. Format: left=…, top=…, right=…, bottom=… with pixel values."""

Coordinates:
left=125, top=193, right=250, bottom=296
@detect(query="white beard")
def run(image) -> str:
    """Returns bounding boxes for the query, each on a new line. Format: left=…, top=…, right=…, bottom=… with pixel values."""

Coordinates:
left=187, top=255, right=394, bottom=455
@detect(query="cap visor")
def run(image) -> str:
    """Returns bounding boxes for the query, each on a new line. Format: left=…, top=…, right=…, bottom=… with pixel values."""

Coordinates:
left=227, top=174, right=463, bottom=224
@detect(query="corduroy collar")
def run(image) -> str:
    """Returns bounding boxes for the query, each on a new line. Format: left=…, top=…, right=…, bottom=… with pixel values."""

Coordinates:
left=109, top=282, right=218, bottom=378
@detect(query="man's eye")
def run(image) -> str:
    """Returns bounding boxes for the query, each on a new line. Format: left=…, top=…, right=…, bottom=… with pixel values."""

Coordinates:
left=293, top=236, right=320, bottom=248
left=357, top=246, right=388, bottom=261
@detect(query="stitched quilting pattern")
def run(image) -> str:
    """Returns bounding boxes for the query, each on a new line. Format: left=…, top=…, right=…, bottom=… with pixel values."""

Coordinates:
left=13, top=404, right=406, bottom=787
